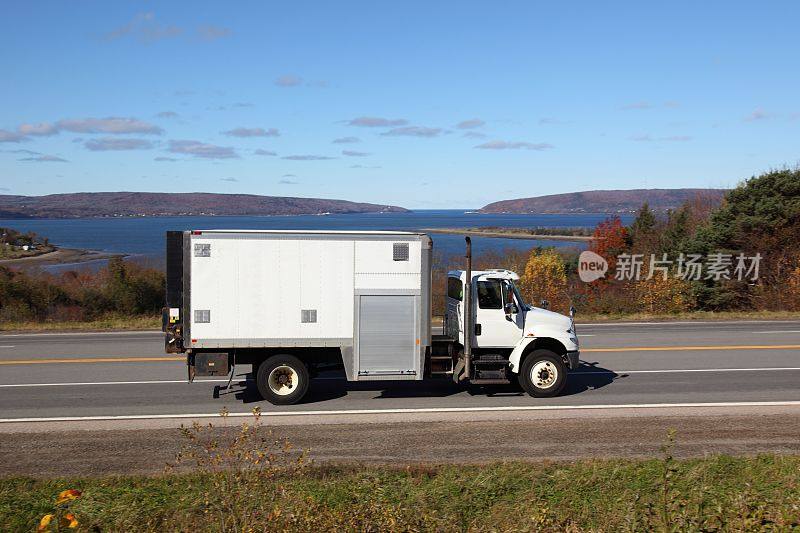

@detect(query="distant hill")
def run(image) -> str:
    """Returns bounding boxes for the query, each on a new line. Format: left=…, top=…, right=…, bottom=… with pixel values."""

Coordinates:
left=479, top=188, right=728, bottom=214
left=0, top=192, right=409, bottom=219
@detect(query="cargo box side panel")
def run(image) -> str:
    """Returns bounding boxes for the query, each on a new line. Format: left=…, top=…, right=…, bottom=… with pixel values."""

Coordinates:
left=189, top=235, right=240, bottom=344
left=354, top=239, right=422, bottom=291
left=352, top=238, right=425, bottom=380
left=190, top=234, right=355, bottom=347
left=233, top=238, right=300, bottom=340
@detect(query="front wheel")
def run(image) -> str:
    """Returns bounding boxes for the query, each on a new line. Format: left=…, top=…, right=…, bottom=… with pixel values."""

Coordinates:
left=256, top=354, right=310, bottom=405
left=518, top=349, right=567, bottom=397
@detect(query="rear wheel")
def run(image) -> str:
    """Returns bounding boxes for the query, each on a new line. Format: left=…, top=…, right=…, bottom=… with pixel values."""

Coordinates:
left=518, top=349, right=567, bottom=397
left=256, top=354, right=310, bottom=405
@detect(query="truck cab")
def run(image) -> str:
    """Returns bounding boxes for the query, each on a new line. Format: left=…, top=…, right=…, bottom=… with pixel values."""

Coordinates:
left=442, top=268, right=580, bottom=396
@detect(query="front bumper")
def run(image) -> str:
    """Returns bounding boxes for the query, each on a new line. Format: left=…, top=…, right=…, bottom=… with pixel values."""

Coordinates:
left=565, top=350, right=580, bottom=370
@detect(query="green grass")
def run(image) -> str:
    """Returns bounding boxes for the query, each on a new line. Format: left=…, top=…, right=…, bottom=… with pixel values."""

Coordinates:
left=3, top=456, right=799, bottom=531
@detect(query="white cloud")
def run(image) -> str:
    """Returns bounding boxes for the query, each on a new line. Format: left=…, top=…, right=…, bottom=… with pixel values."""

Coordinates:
left=456, top=119, right=485, bottom=129
left=168, top=140, right=237, bottom=159
left=381, top=126, right=442, bottom=137
left=57, top=117, right=163, bottom=134
left=18, top=122, right=58, bottom=136
left=474, top=140, right=553, bottom=150
left=254, top=149, right=277, bottom=156
left=275, top=75, right=303, bottom=87
left=332, top=136, right=360, bottom=144
left=104, top=12, right=183, bottom=43
left=281, top=154, right=336, bottom=160
left=156, top=111, right=179, bottom=118
left=621, top=101, right=653, bottom=110
left=347, top=116, right=408, bottom=127
left=84, top=138, right=154, bottom=151
left=18, top=154, right=68, bottom=162
left=197, top=25, right=231, bottom=42
left=0, top=130, right=26, bottom=142
left=342, top=150, right=370, bottom=157
left=630, top=134, right=692, bottom=142
left=222, top=127, right=280, bottom=137
left=220, top=177, right=238, bottom=182
left=744, top=107, right=770, bottom=121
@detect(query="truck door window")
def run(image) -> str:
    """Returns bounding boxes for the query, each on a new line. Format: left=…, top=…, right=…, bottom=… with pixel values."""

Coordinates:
left=447, top=277, right=463, bottom=301
left=477, top=280, right=503, bottom=309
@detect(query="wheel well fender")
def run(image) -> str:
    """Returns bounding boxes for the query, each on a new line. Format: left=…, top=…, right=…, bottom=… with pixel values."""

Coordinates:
left=508, top=337, right=567, bottom=373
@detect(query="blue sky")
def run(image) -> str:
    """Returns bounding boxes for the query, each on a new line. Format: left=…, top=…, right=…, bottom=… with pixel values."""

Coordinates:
left=1, top=1, right=798, bottom=208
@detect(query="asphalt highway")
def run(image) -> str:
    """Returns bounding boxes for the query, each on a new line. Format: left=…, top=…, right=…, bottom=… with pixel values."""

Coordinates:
left=1, top=320, right=798, bottom=421
left=2, top=320, right=800, bottom=475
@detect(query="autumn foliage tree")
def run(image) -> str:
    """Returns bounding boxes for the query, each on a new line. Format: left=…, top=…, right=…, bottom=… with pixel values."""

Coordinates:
left=519, top=248, right=569, bottom=313
left=589, top=215, right=628, bottom=274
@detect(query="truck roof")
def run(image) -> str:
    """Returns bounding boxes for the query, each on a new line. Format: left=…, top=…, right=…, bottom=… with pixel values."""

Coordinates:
left=448, top=269, right=520, bottom=281
left=189, top=229, right=426, bottom=236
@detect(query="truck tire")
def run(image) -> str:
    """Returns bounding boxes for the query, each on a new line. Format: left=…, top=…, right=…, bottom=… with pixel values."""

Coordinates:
left=518, top=349, right=567, bottom=398
left=256, top=354, right=310, bottom=405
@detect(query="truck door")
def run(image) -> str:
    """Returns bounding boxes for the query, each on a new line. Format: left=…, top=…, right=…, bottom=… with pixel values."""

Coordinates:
left=474, top=279, right=523, bottom=348
left=445, top=276, right=463, bottom=340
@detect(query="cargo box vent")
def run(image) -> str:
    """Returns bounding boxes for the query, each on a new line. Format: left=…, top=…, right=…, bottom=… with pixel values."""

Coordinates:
left=301, top=309, right=317, bottom=323
left=393, top=243, right=409, bottom=261
left=194, top=309, right=211, bottom=323
left=194, top=243, right=211, bottom=257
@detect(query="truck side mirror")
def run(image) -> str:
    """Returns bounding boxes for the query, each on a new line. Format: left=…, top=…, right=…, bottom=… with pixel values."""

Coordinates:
left=504, top=302, right=517, bottom=317
left=569, top=305, right=576, bottom=318
left=540, top=299, right=549, bottom=310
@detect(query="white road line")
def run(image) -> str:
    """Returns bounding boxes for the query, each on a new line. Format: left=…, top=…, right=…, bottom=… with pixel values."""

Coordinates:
left=749, top=330, right=800, bottom=334
left=578, top=320, right=800, bottom=327
left=573, top=367, right=800, bottom=375
left=4, top=400, right=800, bottom=423
left=0, top=346, right=15, bottom=348
left=2, top=367, right=800, bottom=388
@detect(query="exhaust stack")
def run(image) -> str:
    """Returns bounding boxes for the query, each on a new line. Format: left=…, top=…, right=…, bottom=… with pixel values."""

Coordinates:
left=463, top=236, right=472, bottom=379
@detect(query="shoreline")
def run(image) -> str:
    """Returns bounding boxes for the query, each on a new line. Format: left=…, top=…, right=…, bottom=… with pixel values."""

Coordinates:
left=421, top=228, right=593, bottom=241
left=0, top=247, right=124, bottom=268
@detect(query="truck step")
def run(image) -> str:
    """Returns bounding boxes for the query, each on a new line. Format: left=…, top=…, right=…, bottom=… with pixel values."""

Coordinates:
left=469, top=378, right=511, bottom=385
left=429, top=356, right=453, bottom=361
left=473, top=358, right=510, bottom=366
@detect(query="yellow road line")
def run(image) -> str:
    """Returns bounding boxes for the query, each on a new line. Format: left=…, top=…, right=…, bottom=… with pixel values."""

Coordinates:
left=0, top=356, right=182, bottom=365
left=0, top=344, right=798, bottom=365
left=582, top=345, right=800, bottom=353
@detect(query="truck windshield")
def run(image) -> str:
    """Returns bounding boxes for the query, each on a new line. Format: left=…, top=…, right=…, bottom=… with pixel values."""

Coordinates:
left=509, top=281, right=527, bottom=309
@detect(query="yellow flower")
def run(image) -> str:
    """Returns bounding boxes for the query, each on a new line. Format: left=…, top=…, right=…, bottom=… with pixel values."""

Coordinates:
left=55, top=489, right=82, bottom=505
left=37, top=514, right=53, bottom=532
left=60, top=512, right=79, bottom=529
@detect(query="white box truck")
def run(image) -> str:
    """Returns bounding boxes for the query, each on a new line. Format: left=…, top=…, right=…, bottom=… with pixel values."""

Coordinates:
left=163, top=230, right=580, bottom=404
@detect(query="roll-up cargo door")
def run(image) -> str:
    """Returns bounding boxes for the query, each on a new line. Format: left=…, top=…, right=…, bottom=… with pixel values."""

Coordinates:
left=357, top=295, right=417, bottom=375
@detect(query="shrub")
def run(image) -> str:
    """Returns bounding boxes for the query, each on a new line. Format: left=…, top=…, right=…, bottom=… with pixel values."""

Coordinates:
left=519, top=248, right=570, bottom=313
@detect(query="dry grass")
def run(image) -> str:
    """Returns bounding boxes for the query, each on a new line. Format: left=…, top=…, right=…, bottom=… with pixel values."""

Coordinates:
left=3, top=415, right=800, bottom=531
left=576, top=309, right=800, bottom=323
left=0, top=314, right=160, bottom=332
left=2, top=309, right=796, bottom=334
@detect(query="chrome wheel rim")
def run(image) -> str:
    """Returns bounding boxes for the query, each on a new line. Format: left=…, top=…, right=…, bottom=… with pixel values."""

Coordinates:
left=268, top=365, right=299, bottom=396
left=531, top=360, right=558, bottom=389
